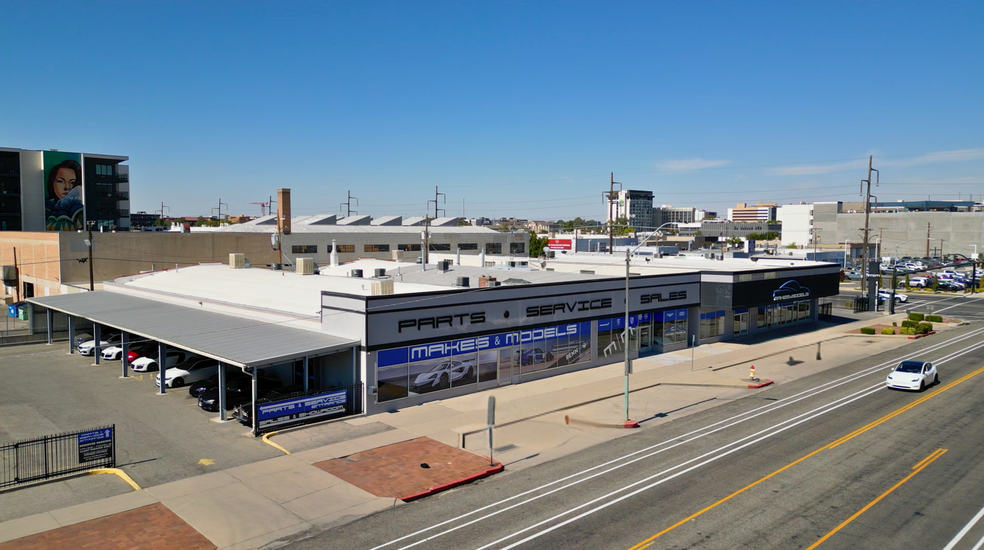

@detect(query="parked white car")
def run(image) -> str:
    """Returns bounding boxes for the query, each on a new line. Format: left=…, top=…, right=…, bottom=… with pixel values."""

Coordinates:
left=886, top=360, right=937, bottom=391
left=156, top=357, right=219, bottom=388
left=77, top=334, right=122, bottom=356
left=132, top=350, right=192, bottom=372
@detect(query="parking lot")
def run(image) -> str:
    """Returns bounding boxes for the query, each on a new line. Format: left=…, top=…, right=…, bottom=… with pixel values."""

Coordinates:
left=0, top=340, right=285, bottom=520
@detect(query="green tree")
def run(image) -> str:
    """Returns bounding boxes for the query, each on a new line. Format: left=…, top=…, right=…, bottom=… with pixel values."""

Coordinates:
left=613, top=217, right=634, bottom=236
left=931, top=277, right=939, bottom=292
left=457, top=218, right=472, bottom=226
left=786, top=243, right=798, bottom=249
left=528, top=230, right=549, bottom=258
left=727, top=236, right=742, bottom=247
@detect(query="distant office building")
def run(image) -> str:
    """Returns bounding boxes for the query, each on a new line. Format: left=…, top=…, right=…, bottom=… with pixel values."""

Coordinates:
left=0, top=147, right=130, bottom=232
left=679, top=220, right=781, bottom=239
left=654, top=205, right=698, bottom=226
left=609, top=190, right=654, bottom=231
left=728, top=202, right=777, bottom=222
left=130, top=211, right=160, bottom=229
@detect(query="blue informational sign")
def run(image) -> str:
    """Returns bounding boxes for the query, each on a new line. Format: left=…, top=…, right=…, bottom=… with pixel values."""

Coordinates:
left=78, top=427, right=114, bottom=463
left=257, top=390, right=348, bottom=429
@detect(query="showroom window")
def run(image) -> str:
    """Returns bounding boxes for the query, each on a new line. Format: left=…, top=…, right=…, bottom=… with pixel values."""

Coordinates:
left=291, top=245, right=317, bottom=254
left=699, top=310, right=725, bottom=340
left=486, top=243, right=502, bottom=254
left=510, top=243, right=526, bottom=254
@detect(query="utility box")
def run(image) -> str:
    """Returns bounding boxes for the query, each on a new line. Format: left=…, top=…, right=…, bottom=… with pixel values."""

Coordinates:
left=296, top=257, right=315, bottom=275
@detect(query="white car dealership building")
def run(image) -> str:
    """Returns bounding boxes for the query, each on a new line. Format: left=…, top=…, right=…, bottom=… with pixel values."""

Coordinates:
left=28, top=253, right=840, bottom=422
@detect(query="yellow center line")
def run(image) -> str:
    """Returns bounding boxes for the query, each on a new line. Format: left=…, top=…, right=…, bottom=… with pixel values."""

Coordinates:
left=626, top=365, right=984, bottom=550
left=805, top=449, right=947, bottom=550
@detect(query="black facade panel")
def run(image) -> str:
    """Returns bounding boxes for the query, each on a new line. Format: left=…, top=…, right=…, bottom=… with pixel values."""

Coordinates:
left=731, top=273, right=840, bottom=310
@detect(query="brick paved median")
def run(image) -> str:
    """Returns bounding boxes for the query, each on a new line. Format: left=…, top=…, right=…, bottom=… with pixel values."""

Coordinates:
left=315, top=437, right=500, bottom=499
left=0, top=503, right=214, bottom=550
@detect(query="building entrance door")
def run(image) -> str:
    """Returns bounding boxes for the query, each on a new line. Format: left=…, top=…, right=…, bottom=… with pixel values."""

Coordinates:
left=640, top=325, right=652, bottom=352
left=497, top=349, right=514, bottom=386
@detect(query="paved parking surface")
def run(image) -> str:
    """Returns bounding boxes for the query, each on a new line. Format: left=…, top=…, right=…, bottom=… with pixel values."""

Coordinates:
left=0, top=342, right=282, bottom=521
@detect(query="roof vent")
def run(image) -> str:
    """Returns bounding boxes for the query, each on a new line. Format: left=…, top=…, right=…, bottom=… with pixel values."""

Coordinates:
left=456, top=276, right=470, bottom=287
left=351, top=269, right=363, bottom=278
left=297, top=257, right=315, bottom=275
left=229, top=253, right=246, bottom=269
left=374, top=268, right=387, bottom=278
left=371, top=279, right=395, bottom=295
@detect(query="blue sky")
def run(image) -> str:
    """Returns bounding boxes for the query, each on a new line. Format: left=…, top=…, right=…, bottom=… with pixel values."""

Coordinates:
left=2, top=1, right=982, bottom=221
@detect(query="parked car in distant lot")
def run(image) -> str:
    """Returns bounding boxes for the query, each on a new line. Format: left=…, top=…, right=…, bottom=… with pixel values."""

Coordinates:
left=156, top=357, right=219, bottom=388
left=131, top=350, right=193, bottom=373
left=844, top=271, right=863, bottom=281
left=77, top=333, right=122, bottom=356
left=877, top=289, right=907, bottom=303
left=198, top=375, right=282, bottom=412
left=188, top=369, right=248, bottom=398
left=886, top=360, right=937, bottom=391
left=101, top=340, right=156, bottom=361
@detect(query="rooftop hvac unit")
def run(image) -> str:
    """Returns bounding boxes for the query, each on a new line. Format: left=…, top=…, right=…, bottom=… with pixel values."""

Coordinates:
left=229, top=253, right=246, bottom=269
left=374, top=268, right=387, bottom=278
left=351, top=269, right=363, bottom=278
left=508, top=261, right=517, bottom=267
left=456, top=276, right=470, bottom=287
left=296, top=257, right=315, bottom=275
left=439, top=260, right=451, bottom=271
left=371, top=279, right=395, bottom=295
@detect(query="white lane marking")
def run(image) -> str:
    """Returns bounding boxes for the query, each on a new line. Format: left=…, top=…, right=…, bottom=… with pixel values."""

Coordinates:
left=371, top=327, right=984, bottom=550
left=393, top=381, right=889, bottom=550
left=487, top=339, right=984, bottom=550
left=486, top=386, right=886, bottom=550
left=943, top=503, right=984, bottom=550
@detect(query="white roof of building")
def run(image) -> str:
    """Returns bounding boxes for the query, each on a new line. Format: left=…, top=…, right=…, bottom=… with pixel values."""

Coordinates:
left=197, top=217, right=502, bottom=235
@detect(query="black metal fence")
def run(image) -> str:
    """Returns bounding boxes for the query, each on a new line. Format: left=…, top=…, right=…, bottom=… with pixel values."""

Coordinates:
left=853, top=296, right=871, bottom=313
left=0, top=425, right=115, bottom=488
left=818, top=301, right=833, bottom=320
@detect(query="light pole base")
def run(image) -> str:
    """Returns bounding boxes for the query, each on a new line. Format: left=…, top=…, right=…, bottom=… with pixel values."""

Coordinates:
left=623, top=420, right=640, bottom=429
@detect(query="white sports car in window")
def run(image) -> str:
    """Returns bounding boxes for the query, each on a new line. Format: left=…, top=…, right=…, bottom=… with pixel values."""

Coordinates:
left=886, top=360, right=937, bottom=391
left=410, top=360, right=475, bottom=392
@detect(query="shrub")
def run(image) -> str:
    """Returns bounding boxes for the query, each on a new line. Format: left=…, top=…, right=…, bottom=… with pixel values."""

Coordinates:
left=926, top=315, right=942, bottom=323
left=909, top=312, right=925, bottom=322
left=901, top=320, right=916, bottom=328
left=899, top=327, right=915, bottom=335
left=881, top=328, right=895, bottom=335
left=917, top=322, right=933, bottom=334
left=860, top=327, right=876, bottom=335
left=892, top=321, right=898, bottom=326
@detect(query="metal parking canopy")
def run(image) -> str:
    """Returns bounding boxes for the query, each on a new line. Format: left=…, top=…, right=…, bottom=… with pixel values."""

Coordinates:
left=28, top=292, right=358, bottom=369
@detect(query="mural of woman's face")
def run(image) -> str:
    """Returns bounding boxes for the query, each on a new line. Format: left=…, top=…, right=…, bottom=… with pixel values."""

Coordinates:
left=53, top=167, right=77, bottom=199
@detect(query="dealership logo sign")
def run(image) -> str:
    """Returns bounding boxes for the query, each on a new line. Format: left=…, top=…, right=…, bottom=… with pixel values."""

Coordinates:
left=772, top=280, right=810, bottom=301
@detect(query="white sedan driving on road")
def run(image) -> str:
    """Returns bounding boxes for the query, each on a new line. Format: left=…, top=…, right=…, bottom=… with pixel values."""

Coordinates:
left=886, top=360, right=937, bottom=391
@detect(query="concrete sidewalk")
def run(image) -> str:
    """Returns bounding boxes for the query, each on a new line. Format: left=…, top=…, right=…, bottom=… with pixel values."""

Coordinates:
left=0, top=313, right=954, bottom=550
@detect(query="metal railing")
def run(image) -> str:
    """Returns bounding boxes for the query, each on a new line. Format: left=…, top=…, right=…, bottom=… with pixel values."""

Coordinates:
left=0, top=425, right=115, bottom=488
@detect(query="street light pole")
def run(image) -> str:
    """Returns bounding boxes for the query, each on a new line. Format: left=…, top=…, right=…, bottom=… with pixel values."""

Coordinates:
left=621, top=222, right=678, bottom=429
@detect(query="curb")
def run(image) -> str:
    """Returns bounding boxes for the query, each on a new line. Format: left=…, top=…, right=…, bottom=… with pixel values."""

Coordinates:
left=400, top=463, right=504, bottom=502
left=747, top=379, right=774, bottom=389
left=908, top=331, right=937, bottom=340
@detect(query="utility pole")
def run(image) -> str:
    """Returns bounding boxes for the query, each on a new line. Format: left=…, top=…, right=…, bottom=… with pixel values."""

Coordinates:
left=428, top=186, right=446, bottom=219
left=340, top=191, right=359, bottom=217
left=86, top=221, right=95, bottom=291
left=211, top=198, right=228, bottom=222
left=860, top=156, right=878, bottom=310
left=926, top=223, right=931, bottom=257
left=605, top=173, right=622, bottom=255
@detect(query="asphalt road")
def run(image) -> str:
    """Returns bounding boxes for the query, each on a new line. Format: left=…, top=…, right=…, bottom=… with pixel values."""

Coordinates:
left=286, top=323, right=984, bottom=549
